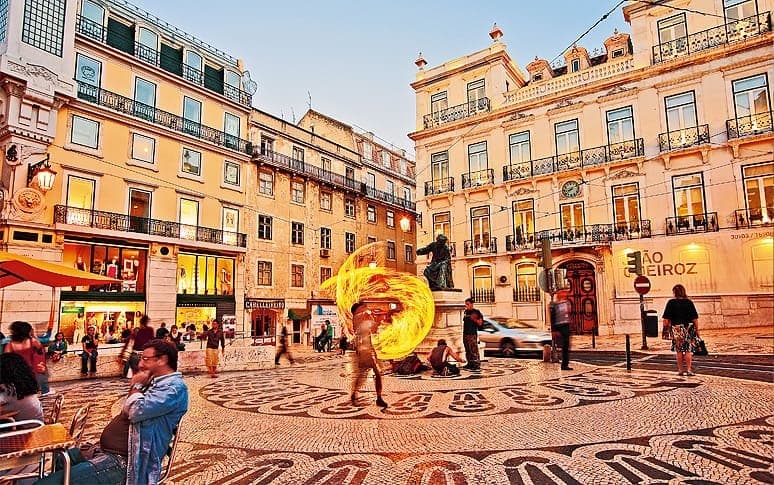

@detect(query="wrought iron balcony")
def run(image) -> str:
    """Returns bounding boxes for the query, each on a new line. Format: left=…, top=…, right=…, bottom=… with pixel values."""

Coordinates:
left=503, top=162, right=532, bottom=181
left=75, top=15, right=252, bottom=107
left=424, top=178, right=454, bottom=196
left=471, top=288, right=495, bottom=304
left=255, top=149, right=364, bottom=195
left=462, top=169, right=495, bottom=189
left=665, top=212, right=719, bottom=235
left=727, top=110, right=773, bottom=139
left=364, top=186, right=416, bottom=211
left=658, top=125, right=710, bottom=152
left=652, top=12, right=771, bottom=64
left=505, top=232, right=536, bottom=252
left=735, top=207, right=774, bottom=228
left=613, top=220, right=652, bottom=240
left=423, top=98, right=490, bottom=129
left=463, top=237, right=498, bottom=256
left=76, top=82, right=251, bottom=154
left=512, top=139, right=644, bottom=179
left=514, top=286, right=541, bottom=303
left=54, top=205, right=247, bottom=247
left=536, top=224, right=616, bottom=247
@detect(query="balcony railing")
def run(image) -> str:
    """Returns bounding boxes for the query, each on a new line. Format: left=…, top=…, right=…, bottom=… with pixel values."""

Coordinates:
left=613, top=220, right=652, bottom=240
left=652, top=12, right=771, bottom=64
left=735, top=207, right=774, bottom=228
left=54, top=205, right=247, bottom=247
left=424, top=177, right=455, bottom=196
left=256, top=149, right=363, bottom=194
left=463, top=238, right=497, bottom=256
left=506, top=140, right=644, bottom=180
left=505, top=232, right=536, bottom=252
left=665, top=212, right=719, bottom=235
left=76, top=82, right=251, bottom=154
left=658, top=125, right=710, bottom=152
left=462, top=169, right=495, bottom=189
left=423, top=98, right=490, bottom=129
left=514, top=286, right=541, bottom=303
left=727, top=110, right=773, bottom=139
left=76, top=15, right=252, bottom=107
left=536, top=224, right=617, bottom=247
left=506, top=221, right=650, bottom=251
left=364, top=186, right=416, bottom=211
left=471, top=288, right=495, bottom=304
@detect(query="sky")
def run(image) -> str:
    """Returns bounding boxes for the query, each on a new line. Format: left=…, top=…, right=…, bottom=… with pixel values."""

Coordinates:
left=132, top=0, right=631, bottom=157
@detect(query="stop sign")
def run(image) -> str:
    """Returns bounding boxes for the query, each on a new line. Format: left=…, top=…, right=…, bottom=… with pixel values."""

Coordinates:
left=633, top=275, right=651, bottom=295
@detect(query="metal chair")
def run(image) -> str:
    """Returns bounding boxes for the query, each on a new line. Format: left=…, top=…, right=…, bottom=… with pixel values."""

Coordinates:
left=158, top=420, right=182, bottom=484
left=68, top=404, right=91, bottom=446
left=40, top=393, right=64, bottom=424
left=0, top=419, right=46, bottom=482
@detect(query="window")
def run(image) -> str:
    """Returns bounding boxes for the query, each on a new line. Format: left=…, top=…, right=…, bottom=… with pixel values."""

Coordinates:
left=367, top=236, right=377, bottom=244
left=657, top=14, right=687, bottom=47
left=22, top=0, right=65, bottom=56
left=405, top=244, right=414, bottom=263
left=433, top=212, right=451, bottom=239
left=612, top=183, right=641, bottom=230
left=291, top=264, right=304, bottom=288
left=732, top=74, right=770, bottom=120
left=345, top=167, right=355, bottom=186
left=606, top=106, right=634, bottom=145
left=258, top=170, right=274, bottom=196
left=468, top=141, right=488, bottom=173
left=184, top=50, right=203, bottom=84
left=386, top=241, right=396, bottom=260
left=611, top=48, right=625, bottom=58
left=532, top=73, right=543, bottom=82
left=257, top=261, right=272, bottom=286
left=431, top=91, right=448, bottom=116
left=131, top=134, right=155, bottom=163
left=672, top=173, right=706, bottom=218
left=257, top=215, right=272, bottom=240
left=223, top=161, right=240, bottom=186
left=382, top=151, right=391, bottom=168
left=399, top=159, right=407, bottom=175
left=133, top=77, right=156, bottom=121
left=222, top=207, right=239, bottom=245
left=66, top=175, right=95, bottom=210
left=71, top=116, right=99, bottom=148
left=362, top=141, right=372, bottom=160
left=512, top=200, right=535, bottom=246
left=385, top=180, right=394, bottom=196
left=472, top=266, right=493, bottom=302
left=467, top=79, right=485, bottom=104
left=509, top=131, right=531, bottom=164
left=181, top=148, right=202, bottom=176
left=402, top=187, right=411, bottom=202
left=321, top=227, right=332, bottom=249
left=555, top=119, right=579, bottom=156
left=137, top=27, right=158, bottom=64
left=321, top=157, right=331, bottom=172
left=560, top=202, right=585, bottom=237
left=224, top=113, right=241, bottom=150
left=366, top=172, right=376, bottom=188
left=742, top=162, right=774, bottom=225
left=367, top=205, right=376, bottom=223
left=430, top=152, right=449, bottom=192
left=345, top=232, right=355, bottom=253
left=79, top=0, right=105, bottom=41
left=345, top=198, right=355, bottom=218
left=179, top=198, right=199, bottom=240
left=260, top=137, right=274, bottom=155
left=515, top=263, right=539, bottom=302
left=665, top=92, right=697, bottom=132
left=128, top=188, right=151, bottom=219
left=177, top=254, right=233, bottom=295
left=320, top=191, right=332, bottom=211
left=75, top=53, right=101, bottom=86
left=291, top=222, right=304, bottom=245
left=182, top=97, right=202, bottom=137
left=470, top=206, right=491, bottom=252
left=292, top=146, right=304, bottom=162
left=291, top=180, right=305, bottom=204
left=386, top=210, right=394, bottom=228
left=320, top=267, right=332, bottom=284
left=725, top=0, right=756, bottom=21
left=571, top=59, right=580, bottom=72
left=224, top=70, right=242, bottom=102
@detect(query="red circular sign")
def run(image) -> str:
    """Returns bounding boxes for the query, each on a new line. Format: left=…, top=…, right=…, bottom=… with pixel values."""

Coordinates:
left=633, top=275, right=651, bottom=295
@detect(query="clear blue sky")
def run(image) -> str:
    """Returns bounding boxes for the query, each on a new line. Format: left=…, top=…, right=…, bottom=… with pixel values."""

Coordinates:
left=133, top=0, right=630, bottom=156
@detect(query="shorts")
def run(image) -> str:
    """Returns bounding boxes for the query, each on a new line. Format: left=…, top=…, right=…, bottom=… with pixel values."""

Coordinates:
left=205, top=348, right=220, bottom=367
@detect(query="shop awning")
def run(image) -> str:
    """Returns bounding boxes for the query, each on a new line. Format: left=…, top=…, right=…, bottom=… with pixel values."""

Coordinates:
left=0, top=251, right=120, bottom=289
left=288, top=308, right=311, bottom=320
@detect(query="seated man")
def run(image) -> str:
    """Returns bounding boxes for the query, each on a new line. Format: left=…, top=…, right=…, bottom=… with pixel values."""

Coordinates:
left=37, top=340, right=189, bottom=485
left=428, top=339, right=465, bottom=376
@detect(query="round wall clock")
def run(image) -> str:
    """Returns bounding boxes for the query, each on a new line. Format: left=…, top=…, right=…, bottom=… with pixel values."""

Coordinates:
left=561, top=180, right=581, bottom=198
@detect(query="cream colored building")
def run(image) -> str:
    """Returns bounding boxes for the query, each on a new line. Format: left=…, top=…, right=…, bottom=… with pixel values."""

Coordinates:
left=410, top=0, right=773, bottom=335
left=245, top=109, right=417, bottom=345
left=0, top=0, right=251, bottom=337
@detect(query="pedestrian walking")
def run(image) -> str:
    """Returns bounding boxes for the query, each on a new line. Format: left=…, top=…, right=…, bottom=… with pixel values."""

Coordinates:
left=462, top=298, right=483, bottom=370
left=274, top=326, right=294, bottom=365
left=316, top=323, right=327, bottom=352
left=338, top=332, right=349, bottom=357
left=4, top=321, right=52, bottom=394
left=350, top=302, right=388, bottom=408
left=662, top=284, right=700, bottom=376
left=428, top=338, right=465, bottom=376
left=205, top=320, right=226, bottom=377
left=81, top=325, right=99, bottom=377
left=550, top=288, right=573, bottom=370
left=325, top=320, right=334, bottom=352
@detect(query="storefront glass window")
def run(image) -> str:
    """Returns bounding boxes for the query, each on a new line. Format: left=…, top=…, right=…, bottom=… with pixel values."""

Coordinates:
left=60, top=302, right=146, bottom=344
left=177, top=253, right=235, bottom=295
left=63, top=242, right=146, bottom=293
left=217, top=259, right=234, bottom=295
left=177, top=253, right=196, bottom=294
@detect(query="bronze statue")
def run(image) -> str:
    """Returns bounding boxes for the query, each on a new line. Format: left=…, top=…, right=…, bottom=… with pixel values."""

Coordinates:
left=416, top=234, right=454, bottom=290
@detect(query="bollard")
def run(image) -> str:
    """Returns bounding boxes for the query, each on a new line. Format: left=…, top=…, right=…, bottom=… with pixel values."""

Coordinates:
left=542, top=344, right=552, bottom=363
left=625, top=334, right=631, bottom=372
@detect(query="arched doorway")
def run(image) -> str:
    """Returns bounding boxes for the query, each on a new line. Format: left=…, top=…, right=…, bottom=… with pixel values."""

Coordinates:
left=558, top=259, right=597, bottom=334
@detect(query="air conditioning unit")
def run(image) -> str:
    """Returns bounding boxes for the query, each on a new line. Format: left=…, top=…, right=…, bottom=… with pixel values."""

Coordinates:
left=320, top=248, right=330, bottom=258
left=497, top=275, right=509, bottom=286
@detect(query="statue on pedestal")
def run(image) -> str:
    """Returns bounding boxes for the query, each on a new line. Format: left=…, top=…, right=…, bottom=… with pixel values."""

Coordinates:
left=416, top=234, right=454, bottom=290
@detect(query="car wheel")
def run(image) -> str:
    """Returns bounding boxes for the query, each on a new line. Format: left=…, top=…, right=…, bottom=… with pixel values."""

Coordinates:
left=500, top=340, right=517, bottom=357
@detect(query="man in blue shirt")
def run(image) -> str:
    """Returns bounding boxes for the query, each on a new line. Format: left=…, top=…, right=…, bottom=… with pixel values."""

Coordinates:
left=37, top=340, right=188, bottom=485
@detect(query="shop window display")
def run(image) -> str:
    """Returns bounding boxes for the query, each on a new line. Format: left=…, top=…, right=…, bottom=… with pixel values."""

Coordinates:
left=177, top=253, right=234, bottom=295
left=63, top=242, right=146, bottom=293
left=59, top=303, right=145, bottom=344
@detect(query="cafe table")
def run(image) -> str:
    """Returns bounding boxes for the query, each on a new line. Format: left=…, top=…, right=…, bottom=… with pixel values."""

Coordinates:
left=0, top=422, right=74, bottom=484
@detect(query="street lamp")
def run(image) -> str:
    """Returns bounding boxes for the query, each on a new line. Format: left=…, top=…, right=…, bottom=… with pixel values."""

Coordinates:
left=399, top=217, right=411, bottom=232
left=26, top=153, right=57, bottom=192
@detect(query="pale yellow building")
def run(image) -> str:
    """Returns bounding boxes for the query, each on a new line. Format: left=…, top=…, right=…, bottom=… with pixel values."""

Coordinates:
left=0, top=0, right=252, bottom=337
left=410, top=0, right=773, bottom=335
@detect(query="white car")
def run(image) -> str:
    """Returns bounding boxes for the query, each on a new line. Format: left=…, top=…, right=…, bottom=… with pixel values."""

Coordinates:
left=480, top=317, right=552, bottom=357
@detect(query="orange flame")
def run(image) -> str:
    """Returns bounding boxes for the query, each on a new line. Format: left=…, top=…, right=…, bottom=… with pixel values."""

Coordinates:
left=321, top=242, right=434, bottom=360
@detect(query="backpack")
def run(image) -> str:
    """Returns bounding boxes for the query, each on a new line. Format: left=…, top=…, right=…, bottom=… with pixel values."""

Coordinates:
left=395, top=354, right=422, bottom=375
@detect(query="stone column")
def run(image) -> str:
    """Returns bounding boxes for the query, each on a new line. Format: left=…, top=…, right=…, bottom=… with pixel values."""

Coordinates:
left=415, top=289, right=465, bottom=358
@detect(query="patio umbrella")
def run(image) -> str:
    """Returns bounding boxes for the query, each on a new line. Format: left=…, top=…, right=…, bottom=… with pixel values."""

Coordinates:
left=0, top=251, right=121, bottom=329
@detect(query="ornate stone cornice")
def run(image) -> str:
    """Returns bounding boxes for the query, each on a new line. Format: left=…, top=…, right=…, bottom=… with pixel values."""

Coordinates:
left=547, top=98, right=584, bottom=117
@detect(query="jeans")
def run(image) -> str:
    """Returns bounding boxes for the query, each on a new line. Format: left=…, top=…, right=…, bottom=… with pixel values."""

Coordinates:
left=35, top=450, right=126, bottom=485
left=36, top=372, right=50, bottom=394
left=555, top=324, right=571, bottom=368
left=463, top=334, right=479, bottom=368
left=81, top=350, right=98, bottom=374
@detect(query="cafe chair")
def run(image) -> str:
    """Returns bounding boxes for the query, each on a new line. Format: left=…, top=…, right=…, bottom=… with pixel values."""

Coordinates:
left=158, top=421, right=182, bottom=484
left=68, top=404, right=91, bottom=446
left=41, top=393, right=65, bottom=425
left=0, top=419, right=46, bottom=482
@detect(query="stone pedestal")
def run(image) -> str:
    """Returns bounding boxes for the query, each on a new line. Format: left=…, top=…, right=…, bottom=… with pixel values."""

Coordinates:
left=415, top=290, right=465, bottom=359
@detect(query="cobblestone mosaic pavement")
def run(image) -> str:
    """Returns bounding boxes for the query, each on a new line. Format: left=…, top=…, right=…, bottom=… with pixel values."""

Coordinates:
left=49, top=353, right=773, bottom=485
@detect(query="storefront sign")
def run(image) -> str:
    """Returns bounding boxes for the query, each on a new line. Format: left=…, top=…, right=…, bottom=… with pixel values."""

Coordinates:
left=311, top=305, right=342, bottom=340
left=244, top=298, right=285, bottom=309
left=623, top=250, right=699, bottom=278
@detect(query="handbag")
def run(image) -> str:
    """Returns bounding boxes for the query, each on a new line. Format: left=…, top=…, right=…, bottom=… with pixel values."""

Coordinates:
left=693, top=337, right=709, bottom=356
left=661, top=326, right=672, bottom=340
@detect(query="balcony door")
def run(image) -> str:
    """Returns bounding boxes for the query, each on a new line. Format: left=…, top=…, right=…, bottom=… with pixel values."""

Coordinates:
left=431, top=91, right=447, bottom=118
left=665, top=92, right=697, bottom=133
left=612, top=183, right=641, bottom=235
left=128, top=189, right=151, bottom=233
left=183, top=97, right=202, bottom=137
left=732, top=74, right=771, bottom=131
left=470, top=206, right=491, bottom=253
left=657, top=14, right=687, bottom=55
left=555, top=120, right=580, bottom=169
left=606, top=106, right=635, bottom=159
left=66, top=175, right=95, bottom=225
left=137, top=27, right=158, bottom=64
left=512, top=199, right=534, bottom=247
left=133, top=77, right=156, bottom=122
left=467, top=79, right=485, bottom=105
left=430, top=151, right=449, bottom=192
left=743, top=162, right=774, bottom=225
left=472, top=266, right=493, bottom=303
left=79, top=0, right=104, bottom=40
left=179, top=198, right=199, bottom=240
left=467, top=142, right=488, bottom=185
left=184, top=50, right=203, bottom=84
left=672, top=173, right=707, bottom=232
left=433, top=212, right=450, bottom=240
left=560, top=202, right=585, bottom=241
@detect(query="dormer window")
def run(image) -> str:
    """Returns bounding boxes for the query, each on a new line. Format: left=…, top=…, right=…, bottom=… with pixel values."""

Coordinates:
left=225, top=70, right=242, bottom=102
left=184, top=50, right=203, bottom=85
left=611, top=48, right=625, bottom=58
left=137, top=27, right=158, bottom=65
left=532, top=73, right=543, bottom=82
left=571, top=59, right=581, bottom=72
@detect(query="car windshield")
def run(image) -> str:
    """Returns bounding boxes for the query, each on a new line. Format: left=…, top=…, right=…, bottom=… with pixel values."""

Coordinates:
left=490, top=317, right=533, bottom=329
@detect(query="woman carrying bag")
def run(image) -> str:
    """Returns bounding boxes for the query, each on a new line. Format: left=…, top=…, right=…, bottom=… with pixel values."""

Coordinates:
left=3, top=321, right=52, bottom=395
left=662, top=284, right=700, bottom=376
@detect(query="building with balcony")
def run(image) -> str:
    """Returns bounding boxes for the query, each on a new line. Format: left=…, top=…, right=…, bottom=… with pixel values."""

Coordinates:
left=409, top=1, right=773, bottom=335
left=0, top=0, right=251, bottom=337
left=245, top=109, right=417, bottom=345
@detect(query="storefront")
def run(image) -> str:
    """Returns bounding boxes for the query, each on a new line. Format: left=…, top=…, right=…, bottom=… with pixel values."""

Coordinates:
left=244, top=298, right=284, bottom=344
left=310, top=301, right=343, bottom=346
left=175, top=251, right=236, bottom=331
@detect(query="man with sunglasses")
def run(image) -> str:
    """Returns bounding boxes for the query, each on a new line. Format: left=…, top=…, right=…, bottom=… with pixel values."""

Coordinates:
left=36, top=340, right=189, bottom=485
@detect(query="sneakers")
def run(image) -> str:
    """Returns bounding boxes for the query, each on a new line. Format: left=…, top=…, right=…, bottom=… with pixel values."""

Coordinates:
left=375, top=397, right=388, bottom=409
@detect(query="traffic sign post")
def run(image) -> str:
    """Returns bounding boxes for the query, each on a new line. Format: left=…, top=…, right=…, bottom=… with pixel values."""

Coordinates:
left=633, top=275, right=651, bottom=350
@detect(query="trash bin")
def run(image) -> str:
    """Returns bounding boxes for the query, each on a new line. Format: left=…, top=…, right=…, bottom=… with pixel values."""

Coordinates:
left=645, top=310, right=659, bottom=338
